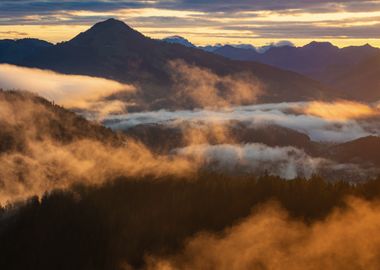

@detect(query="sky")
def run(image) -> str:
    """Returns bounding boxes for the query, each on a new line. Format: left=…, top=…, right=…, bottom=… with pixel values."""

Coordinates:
left=1, top=0, right=380, bottom=47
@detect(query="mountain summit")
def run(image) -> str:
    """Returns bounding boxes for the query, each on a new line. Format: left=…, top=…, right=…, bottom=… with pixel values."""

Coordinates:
left=69, top=18, right=146, bottom=47
left=162, top=36, right=195, bottom=48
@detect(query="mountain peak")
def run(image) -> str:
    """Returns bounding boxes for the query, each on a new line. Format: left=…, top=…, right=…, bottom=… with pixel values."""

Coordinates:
left=69, top=18, right=145, bottom=46
left=93, top=18, right=131, bottom=30
left=363, top=43, right=374, bottom=48
left=162, top=35, right=195, bottom=48
left=303, top=41, right=337, bottom=50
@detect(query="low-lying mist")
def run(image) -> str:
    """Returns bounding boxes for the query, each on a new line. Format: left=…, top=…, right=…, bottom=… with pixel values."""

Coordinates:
left=146, top=197, right=380, bottom=270
left=1, top=61, right=380, bottom=270
left=177, top=143, right=331, bottom=179
left=0, top=64, right=135, bottom=117
left=168, top=60, right=263, bottom=108
left=0, top=91, right=198, bottom=204
left=1, top=87, right=380, bottom=203
left=104, top=101, right=380, bottom=143
left=0, top=67, right=379, bottom=196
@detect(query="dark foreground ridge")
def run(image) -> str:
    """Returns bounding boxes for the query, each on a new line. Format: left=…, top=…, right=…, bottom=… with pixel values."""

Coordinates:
left=1, top=174, right=380, bottom=269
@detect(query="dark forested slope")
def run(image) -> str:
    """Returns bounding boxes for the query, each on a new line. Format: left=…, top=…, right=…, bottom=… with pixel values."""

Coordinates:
left=0, top=89, right=123, bottom=153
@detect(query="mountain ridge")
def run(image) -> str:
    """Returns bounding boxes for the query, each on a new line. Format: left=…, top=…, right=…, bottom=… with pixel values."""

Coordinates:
left=0, top=18, right=336, bottom=110
left=162, top=35, right=196, bottom=48
left=211, top=41, right=380, bottom=101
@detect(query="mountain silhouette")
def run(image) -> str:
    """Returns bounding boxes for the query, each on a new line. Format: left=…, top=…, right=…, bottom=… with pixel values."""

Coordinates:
left=213, top=45, right=261, bottom=61
left=162, top=35, right=196, bottom=48
left=330, top=54, right=380, bottom=101
left=70, top=18, right=145, bottom=46
left=214, top=42, right=380, bottom=101
left=327, top=136, right=380, bottom=166
left=0, top=19, right=333, bottom=110
left=0, top=90, right=123, bottom=154
left=0, top=38, right=52, bottom=63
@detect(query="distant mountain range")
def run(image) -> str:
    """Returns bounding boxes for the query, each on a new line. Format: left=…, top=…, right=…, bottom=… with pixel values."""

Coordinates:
left=0, top=19, right=333, bottom=110
left=2, top=18, right=380, bottom=106
left=162, top=35, right=380, bottom=102
left=162, top=36, right=293, bottom=53
left=211, top=42, right=380, bottom=101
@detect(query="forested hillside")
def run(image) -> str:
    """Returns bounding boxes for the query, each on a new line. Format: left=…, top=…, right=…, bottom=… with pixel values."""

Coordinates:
left=1, top=174, right=380, bottom=269
left=0, top=89, right=123, bottom=152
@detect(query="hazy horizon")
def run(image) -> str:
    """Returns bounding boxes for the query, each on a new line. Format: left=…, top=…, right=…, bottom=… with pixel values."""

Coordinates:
left=2, top=0, right=380, bottom=47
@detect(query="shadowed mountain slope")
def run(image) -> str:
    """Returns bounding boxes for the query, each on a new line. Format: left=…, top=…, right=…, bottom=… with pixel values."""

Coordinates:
left=0, top=90, right=123, bottom=153
left=331, top=55, right=380, bottom=101
left=0, top=19, right=334, bottom=110
left=0, top=38, right=52, bottom=63
left=214, top=42, right=380, bottom=101
left=326, top=136, right=380, bottom=166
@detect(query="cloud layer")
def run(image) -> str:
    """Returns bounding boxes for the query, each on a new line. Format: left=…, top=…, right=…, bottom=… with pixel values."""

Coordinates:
left=2, top=90, right=374, bottom=204
left=176, top=143, right=329, bottom=179
left=1, top=1, right=380, bottom=46
left=302, top=100, right=379, bottom=120
left=147, top=198, right=380, bottom=270
left=169, top=60, right=262, bottom=108
left=104, top=101, right=380, bottom=143
left=0, top=64, right=135, bottom=116
left=0, top=94, right=197, bottom=204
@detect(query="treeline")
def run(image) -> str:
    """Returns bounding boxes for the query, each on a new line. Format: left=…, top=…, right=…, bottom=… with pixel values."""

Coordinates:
left=0, top=90, right=124, bottom=154
left=1, top=174, right=380, bottom=270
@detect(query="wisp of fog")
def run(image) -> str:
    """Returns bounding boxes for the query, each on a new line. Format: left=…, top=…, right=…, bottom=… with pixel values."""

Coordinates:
left=0, top=64, right=135, bottom=116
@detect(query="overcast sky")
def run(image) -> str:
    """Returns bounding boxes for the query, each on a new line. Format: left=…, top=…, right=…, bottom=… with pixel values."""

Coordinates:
left=1, top=0, right=380, bottom=47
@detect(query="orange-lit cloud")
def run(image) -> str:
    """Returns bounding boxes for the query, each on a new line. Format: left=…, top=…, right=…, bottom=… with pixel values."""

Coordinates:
left=0, top=94, right=197, bottom=204
left=301, top=100, right=380, bottom=121
left=0, top=64, right=135, bottom=116
left=2, top=1, right=380, bottom=47
left=169, top=60, right=262, bottom=108
left=147, top=197, right=380, bottom=270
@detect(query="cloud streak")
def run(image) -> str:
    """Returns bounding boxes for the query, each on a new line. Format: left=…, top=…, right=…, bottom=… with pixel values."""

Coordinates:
left=104, top=102, right=380, bottom=143
left=0, top=138, right=197, bottom=204
left=0, top=94, right=197, bottom=204
left=1, top=90, right=379, bottom=204
left=2, top=1, right=380, bottom=46
left=0, top=64, right=135, bottom=117
left=1, top=1, right=379, bottom=14
left=168, top=60, right=262, bottom=108
left=301, top=100, right=379, bottom=121
left=176, top=143, right=330, bottom=179
left=146, top=197, right=380, bottom=270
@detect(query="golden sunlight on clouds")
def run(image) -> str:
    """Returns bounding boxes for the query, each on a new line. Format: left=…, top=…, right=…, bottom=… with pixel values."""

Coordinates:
left=2, top=6, right=380, bottom=47
left=119, top=8, right=204, bottom=17
left=2, top=23, right=380, bottom=48
left=148, top=198, right=380, bottom=270
left=302, top=101, right=380, bottom=121
left=0, top=25, right=88, bottom=43
left=68, top=8, right=204, bottom=18
left=246, top=10, right=380, bottom=23
left=0, top=64, right=135, bottom=116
